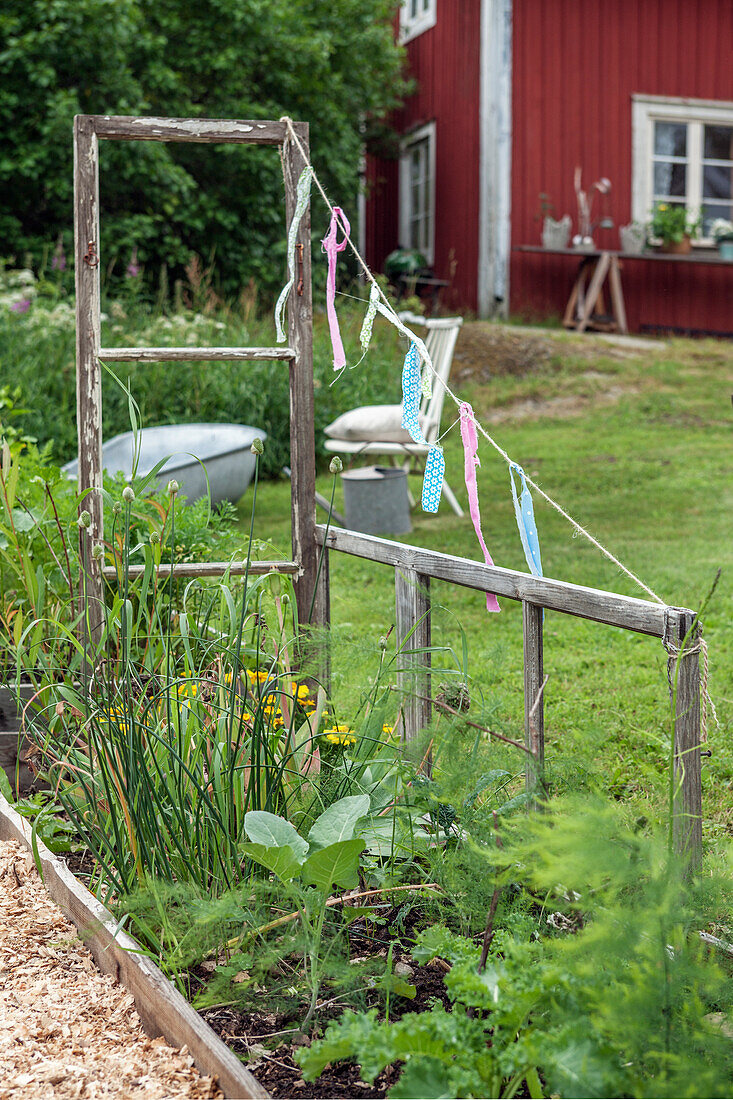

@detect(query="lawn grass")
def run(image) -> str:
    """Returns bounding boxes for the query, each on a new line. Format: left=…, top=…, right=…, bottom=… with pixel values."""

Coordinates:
left=247, top=326, right=733, bottom=844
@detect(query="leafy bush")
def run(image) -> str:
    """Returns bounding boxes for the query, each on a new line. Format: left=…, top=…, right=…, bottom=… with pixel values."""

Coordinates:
left=299, top=799, right=733, bottom=1098
left=0, top=0, right=408, bottom=297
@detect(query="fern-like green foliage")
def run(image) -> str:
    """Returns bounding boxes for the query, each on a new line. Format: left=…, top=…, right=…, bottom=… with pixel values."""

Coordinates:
left=299, top=798, right=733, bottom=1099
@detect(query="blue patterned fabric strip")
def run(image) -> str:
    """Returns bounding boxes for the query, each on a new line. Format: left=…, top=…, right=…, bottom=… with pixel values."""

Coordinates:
left=510, top=463, right=543, bottom=577
left=401, top=341, right=429, bottom=444
left=422, top=445, right=445, bottom=512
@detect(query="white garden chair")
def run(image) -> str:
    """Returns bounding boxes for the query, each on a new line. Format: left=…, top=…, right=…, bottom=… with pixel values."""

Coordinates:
left=323, top=312, right=464, bottom=516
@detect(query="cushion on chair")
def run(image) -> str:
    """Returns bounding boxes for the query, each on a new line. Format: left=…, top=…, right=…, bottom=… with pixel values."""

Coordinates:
left=324, top=404, right=428, bottom=444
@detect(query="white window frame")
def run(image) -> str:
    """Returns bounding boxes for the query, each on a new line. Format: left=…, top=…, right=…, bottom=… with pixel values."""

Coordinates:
left=399, top=122, right=436, bottom=265
left=632, top=94, right=733, bottom=245
left=399, top=0, right=437, bottom=44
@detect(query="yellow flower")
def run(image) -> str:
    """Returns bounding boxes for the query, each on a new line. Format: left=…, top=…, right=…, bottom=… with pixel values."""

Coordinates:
left=247, top=669, right=269, bottom=683
left=323, top=728, right=356, bottom=747
left=659, top=203, right=667, bottom=211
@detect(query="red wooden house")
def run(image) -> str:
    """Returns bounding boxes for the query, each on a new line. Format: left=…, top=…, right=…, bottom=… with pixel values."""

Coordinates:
left=363, top=0, right=733, bottom=335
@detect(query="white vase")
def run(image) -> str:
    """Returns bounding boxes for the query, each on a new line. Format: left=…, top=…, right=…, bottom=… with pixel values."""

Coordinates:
left=542, top=215, right=571, bottom=250
left=619, top=224, right=646, bottom=254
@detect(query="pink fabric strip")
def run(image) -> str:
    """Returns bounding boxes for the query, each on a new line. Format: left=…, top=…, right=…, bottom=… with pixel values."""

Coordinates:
left=322, top=207, right=351, bottom=371
left=459, top=402, right=501, bottom=613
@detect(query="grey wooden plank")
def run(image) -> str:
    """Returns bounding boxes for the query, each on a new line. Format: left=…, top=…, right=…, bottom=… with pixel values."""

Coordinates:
left=91, top=115, right=287, bottom=145
left=0, top=792, right=269, bottom=1099
left=315, top=526, right=690, bottom=638
left=0, top=732, right=38, bottom=797
left=98, top=346, right=294, bottom=362
left=523, top=601, right=545, bottom=800
left=283, top=124, right=320, bottom=631
left=74, top=115, right=104, bottom=649
left=670, top=610, right=703, bottom=873
left=101, top=560, right=299, bottom=580
left=0, top=684, right=36, bottom=733
left=395, top=569, right=431, bottom=758
left=518, top=245, right=733, bottom=265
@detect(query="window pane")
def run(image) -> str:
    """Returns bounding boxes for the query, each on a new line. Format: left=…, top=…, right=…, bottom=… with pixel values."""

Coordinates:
left=702, top=202, right=733, bottom=233
left=410, top=148, right=421, bottom=182
left=704, top=125, right=733, bottom=161
left=653, top=161, right=687, bottom=197
left=654, top=121, right=687, bottom=157
left=703, top=163, right=732, bottom=200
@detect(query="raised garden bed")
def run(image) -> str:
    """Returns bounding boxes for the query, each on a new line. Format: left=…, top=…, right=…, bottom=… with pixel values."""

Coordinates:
left=0, top=790, right=267, bottom=1100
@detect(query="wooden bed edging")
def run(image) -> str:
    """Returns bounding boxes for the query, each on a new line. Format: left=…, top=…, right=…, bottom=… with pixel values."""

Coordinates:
left=0, top=791, right=268, bottom=1100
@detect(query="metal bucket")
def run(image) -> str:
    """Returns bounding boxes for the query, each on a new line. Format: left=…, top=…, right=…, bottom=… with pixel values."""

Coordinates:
left=341, top=466, right=411, bottom=535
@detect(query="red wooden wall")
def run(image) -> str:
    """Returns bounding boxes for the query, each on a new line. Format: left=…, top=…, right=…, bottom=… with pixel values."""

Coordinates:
left=364, top=0, right=482, bottom=313
left=511, top=0, right=733, bottom=334
left=367, top=0, right=732, bottom=333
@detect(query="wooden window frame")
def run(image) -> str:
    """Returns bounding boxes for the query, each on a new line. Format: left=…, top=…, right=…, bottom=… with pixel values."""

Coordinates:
left=632, top=94, right=733, bottom=245
left=399, top=122, right=436, bottom=264
left=399, top=0, right=437, bottom=44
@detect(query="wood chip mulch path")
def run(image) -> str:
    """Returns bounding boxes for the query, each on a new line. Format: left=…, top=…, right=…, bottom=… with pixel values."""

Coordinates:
left=0, top=839, right=223, bottom=1100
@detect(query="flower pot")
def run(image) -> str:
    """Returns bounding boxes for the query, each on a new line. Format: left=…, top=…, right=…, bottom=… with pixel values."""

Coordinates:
left=619, top=224, right=646, bottom=254
left=658, top=235, right=692, bottom=255
left=542, top=215, right=571, bottom=250
left=719, top=240, right=733, bottom=260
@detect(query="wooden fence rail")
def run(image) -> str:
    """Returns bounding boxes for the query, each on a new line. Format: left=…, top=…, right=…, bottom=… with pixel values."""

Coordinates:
left=315, top=524, right=702, bottom=870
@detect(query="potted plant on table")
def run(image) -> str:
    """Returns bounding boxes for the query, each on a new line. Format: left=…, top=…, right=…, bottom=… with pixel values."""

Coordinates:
left=709, top=217, right=733, bottom=260
left=649, top=203, right=700, bottom=254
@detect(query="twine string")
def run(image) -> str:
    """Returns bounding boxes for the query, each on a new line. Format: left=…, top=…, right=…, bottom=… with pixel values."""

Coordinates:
left=280, top=116, right=664, bottom=606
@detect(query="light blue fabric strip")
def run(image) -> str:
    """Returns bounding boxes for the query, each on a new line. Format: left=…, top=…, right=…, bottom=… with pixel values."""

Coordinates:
left=422, top=446, right=445, bottom=513
left=510, top=463, right=543, bottom=577
left=401, top=341, right=429, bottom=445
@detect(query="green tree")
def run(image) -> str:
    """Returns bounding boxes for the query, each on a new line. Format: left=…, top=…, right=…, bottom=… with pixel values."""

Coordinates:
left=0, top=0, right=407, bottom=295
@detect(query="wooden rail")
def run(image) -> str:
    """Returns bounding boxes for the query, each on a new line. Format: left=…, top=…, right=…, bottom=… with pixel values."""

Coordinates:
left=98, top=347, right=294, bottom=362
left=101, top=560, right=299, bottom=581
left=315, top=524, right=702, bottom=869
left=91, top=115, right=289, bottom=145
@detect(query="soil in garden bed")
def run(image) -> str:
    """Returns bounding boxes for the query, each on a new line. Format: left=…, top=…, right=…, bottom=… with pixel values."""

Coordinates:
left=60, top=845, right=458, bottom=1098
left=189, top=909, right=454, bottom=1099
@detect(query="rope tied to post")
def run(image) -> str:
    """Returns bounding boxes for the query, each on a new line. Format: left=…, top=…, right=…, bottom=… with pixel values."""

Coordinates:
left=662, top=610, right=717, bottom=744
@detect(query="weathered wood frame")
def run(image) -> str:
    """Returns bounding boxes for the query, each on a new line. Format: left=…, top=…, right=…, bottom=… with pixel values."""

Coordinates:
left=315, top=525, right=703, bottom=869
left=74, top=115, right=318, bottom=639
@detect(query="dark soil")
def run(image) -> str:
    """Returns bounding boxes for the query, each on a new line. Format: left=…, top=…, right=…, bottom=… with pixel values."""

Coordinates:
left=59, top=844, right=458, bottom=1098
left=191, top=908, right=454, bottom=1099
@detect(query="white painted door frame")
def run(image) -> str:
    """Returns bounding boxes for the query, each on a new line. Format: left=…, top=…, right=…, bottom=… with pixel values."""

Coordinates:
left=478, top=0, right=513, bottom=319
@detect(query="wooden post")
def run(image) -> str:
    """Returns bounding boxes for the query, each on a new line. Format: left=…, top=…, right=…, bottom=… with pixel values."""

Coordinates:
left=283, top=124, right=319, bottom=633
left=314, top=546, right=331, bottom=690
left=576, top=251, right=611, bottom=332
left=395, top=568, right=431, bottom=764
left=523, top=601, right=545, bottom=800
left=608, top=255, right=629, bottom=334
left=74, top=115, right=104, bottom=650
left=670, top=610, right=702, bottom=873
